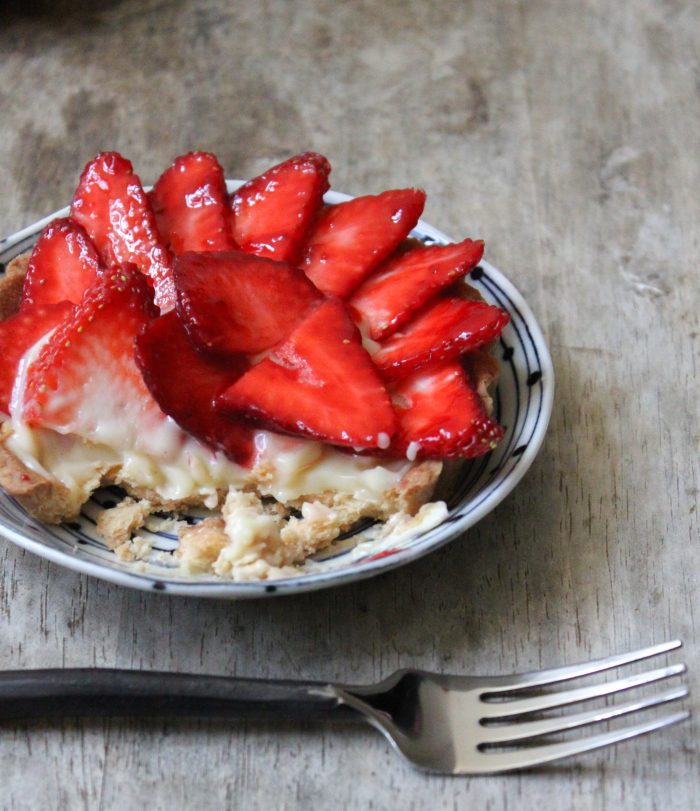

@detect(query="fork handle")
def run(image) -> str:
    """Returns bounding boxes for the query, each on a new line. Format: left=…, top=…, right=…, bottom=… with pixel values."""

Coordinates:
left=0, top=669, right=360, bottom=723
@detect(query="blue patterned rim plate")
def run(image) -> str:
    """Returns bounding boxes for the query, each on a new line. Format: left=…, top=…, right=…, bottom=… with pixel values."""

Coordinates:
left=0, top=184, right=554, bottom=598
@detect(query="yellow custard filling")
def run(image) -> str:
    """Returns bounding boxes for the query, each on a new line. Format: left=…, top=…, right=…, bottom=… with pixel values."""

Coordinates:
left=6, top=330, right=415, bottom=511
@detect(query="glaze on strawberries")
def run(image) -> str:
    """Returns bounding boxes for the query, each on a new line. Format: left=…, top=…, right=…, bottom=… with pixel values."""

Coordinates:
left=150, top=152, right=234, bottom=255
left=22, top=218, right=103, bottom=309
left=301, top=188, right=426, bottom=298
left=230, top=152, right=330, bottom=263
left=71, top=152, right=176, bottom=311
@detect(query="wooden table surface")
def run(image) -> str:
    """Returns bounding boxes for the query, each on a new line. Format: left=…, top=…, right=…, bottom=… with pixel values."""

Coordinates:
left=0, top=1, right=697, bottom=808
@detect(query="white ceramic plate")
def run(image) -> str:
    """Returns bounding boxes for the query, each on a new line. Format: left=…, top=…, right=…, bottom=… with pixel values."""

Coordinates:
left=0, top=184, right=554, bottom=598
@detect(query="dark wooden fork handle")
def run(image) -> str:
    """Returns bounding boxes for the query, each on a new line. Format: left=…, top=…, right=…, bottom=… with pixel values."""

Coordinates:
left=0, top=669, right=360, bottom=723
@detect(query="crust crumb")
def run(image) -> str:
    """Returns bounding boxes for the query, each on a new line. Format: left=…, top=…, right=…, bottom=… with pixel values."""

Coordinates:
left=391, top=461, right=443, bottom=514
left=216, top=491, right=287, bottom=574
left=0, top=255, right=29, bottom=320
left=177, top=518, right=228, bottom=573
left=463, top=346, right=500, bottom=416
left=96, top=497, right=152, bottom=550
left=280, top=500, right=365, bottom=558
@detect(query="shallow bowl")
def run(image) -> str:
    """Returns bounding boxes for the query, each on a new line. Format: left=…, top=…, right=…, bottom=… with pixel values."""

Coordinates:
left=0, top=184, right=554, bottom=598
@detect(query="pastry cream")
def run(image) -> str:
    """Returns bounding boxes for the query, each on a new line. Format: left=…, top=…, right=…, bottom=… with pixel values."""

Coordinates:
left=5, top=329, right=413, bottom=510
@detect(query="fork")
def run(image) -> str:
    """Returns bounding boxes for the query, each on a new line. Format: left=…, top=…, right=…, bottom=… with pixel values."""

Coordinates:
left=0, top=640, right=688, bottom=774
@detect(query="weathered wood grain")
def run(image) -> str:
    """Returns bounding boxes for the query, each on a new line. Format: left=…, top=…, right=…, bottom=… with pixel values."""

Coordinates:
left=0, top=0, right=697, bottom=808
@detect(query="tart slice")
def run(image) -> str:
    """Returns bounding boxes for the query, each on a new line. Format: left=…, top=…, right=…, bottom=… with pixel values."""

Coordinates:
left=0, top=150, right=509, bottom=580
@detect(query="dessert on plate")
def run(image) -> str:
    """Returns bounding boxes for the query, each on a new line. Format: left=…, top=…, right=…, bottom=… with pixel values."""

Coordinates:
left=0, top=151, right=510, bottom=580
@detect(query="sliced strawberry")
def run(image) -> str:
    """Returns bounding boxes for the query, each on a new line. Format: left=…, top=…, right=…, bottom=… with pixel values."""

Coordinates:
left=218, top=299, right=396, bottom=449
left=372, top=297, right=510, bottom=380
left=390, top=360, right=504, bottom=459
left=21, top=218, right=103, bottom=309
left=230, top=152, right=331, bottom=264
left=0, top=301, right=74, bottom=415
left=135, top=311, right=253, bottom=465
left=348, top=239, right=484, bottom=340
left=301, top=188, right=426, bottom=298
left=174, top=251, right=322, bottom=356
left=70, top=152, right=175, bottom=310
left=22, top=268, right=172, bottom=454
left=149, top=152, right=235, bottom=255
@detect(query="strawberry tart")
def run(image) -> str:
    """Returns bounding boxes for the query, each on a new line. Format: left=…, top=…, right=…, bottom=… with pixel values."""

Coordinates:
left=0, top=151, right=510, bottom=580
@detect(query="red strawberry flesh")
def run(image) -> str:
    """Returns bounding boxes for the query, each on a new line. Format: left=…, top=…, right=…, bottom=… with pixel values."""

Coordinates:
left=22, top=267, right=171, bottom=454
left=372, top=297, right=510, bottom=380
left=70, top=152, right=176, bottom=311
left=135, top=311, right=253, bottom=465
left=218, top=298, right=396, bottom=449
left=231, top=152, right=331, bottom=264
left=21, top=218, right=103, bottom=309
left=13, top=151, right=508, bottom=469
left=0, top=301, right=74, bottom=415
left=391, top=360, right=504, bottom=459
left=174, top=250, right=322, bottom=356
left=149, top=152, right=235, bottom=255
left=348, top=238, right=484, bottom=340
left=301, top=188, right=426, bottom=298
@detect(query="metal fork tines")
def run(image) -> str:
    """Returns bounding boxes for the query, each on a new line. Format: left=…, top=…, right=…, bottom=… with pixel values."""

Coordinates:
left=334, top=640, right=690, bottom=774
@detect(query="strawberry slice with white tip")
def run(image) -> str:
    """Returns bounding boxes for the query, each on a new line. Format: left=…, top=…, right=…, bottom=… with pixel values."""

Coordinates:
left=70, top=152, right=176, bottom=310
left=230, top=152, right=331, bottom=264
left=135, top=311, right=253, bottom=465
left=300, top=188, right=426, bottom=298
left=372, top=297, right=510, bottom=380
left=390, top=360, right=504, bottom=459
left=0, top=301, right=74, bottom=415
left=22, top=267, right=172, bottom=455
left=21, top=218, right=103, bottom=309
left=174, top=250, right=322, bottom=356
left=149, top=152, right=235, bottom=254
left=348, top=238, right=484, bottom=340
left=218, top=299, right=396, bottom=449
